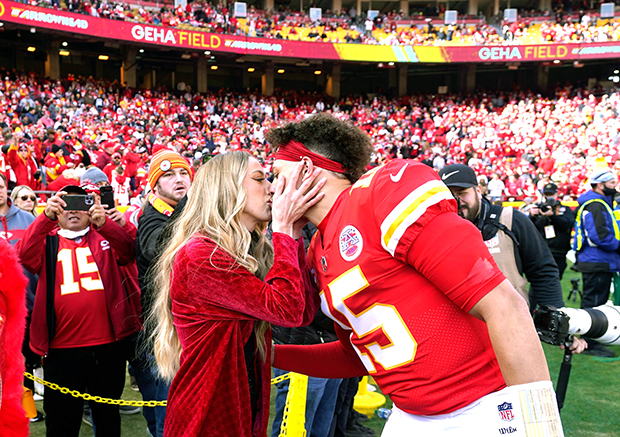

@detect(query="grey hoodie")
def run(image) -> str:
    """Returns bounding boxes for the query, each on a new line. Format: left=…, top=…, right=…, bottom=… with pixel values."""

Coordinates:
left=1, top=199, right=35, bottom=245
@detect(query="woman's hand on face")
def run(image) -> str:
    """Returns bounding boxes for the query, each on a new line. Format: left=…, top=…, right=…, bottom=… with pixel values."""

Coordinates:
left=271, top=161, right=326, bottom=237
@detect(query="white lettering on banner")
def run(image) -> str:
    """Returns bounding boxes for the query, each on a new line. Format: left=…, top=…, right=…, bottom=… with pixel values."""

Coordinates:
left=224, top=39, right=282, bottom=52
left=15, top=9, right=88, bottom=29
left=131, top=25, right=176, bottom=44
left=576, top=45, right=620, bottom=55
left=478, top=46, right=522, bottom=61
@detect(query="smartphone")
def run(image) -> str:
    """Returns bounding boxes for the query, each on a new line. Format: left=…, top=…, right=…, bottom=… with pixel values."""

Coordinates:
left=99, top=185, right=115, bottom=210
left=63, top=195, right=95, bottom=211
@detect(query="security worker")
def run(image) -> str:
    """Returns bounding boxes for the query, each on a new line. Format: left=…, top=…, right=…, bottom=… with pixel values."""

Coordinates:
left=529, top=183, right=575, bottom=279
left=572, top=169, right=619, bottom=357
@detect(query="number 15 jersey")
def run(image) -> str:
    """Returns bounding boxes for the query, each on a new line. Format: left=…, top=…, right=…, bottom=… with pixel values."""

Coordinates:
left=307, top=160, right=507, bottom=416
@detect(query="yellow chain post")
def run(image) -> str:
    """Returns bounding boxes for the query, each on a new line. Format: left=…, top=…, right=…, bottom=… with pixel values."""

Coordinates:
left=278, top=372, right=308, bottom=437
left=353, top=376, right=385, bottom=418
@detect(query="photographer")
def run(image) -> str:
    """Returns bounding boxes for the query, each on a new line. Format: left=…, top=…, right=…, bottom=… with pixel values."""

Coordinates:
left=439, top=164, right=586, bottom=354
left=529, top=183, right=575, bottom=279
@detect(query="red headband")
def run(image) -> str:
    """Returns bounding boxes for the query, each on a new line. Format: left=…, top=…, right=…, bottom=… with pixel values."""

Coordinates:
left=274, top=140, right=345, bottom=174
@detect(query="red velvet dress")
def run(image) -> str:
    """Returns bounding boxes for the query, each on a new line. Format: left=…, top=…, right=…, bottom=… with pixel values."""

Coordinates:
left=164, top=232, right=320, bottom=437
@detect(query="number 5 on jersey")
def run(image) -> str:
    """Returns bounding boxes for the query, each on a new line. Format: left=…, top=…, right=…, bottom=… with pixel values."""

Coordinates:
left=57, top=247, right=104, bottom=295
left=321, top=265, right=417, bottom=373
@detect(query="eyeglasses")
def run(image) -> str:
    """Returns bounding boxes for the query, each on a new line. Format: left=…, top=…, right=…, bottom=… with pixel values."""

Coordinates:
left=20, top=195, right=37, bottom=202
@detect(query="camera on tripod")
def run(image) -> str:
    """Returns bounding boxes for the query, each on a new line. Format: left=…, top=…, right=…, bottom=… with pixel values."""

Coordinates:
left=568, top=278, right=582, bottom=302
left=534, top=304, right=620, bottom=346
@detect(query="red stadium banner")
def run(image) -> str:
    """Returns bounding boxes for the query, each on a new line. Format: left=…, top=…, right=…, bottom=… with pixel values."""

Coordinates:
left=440, top=44, right=620, bottom=62
left=1, top=0, right=620, bottom=63
left=0, top=0, right=340, bottom=59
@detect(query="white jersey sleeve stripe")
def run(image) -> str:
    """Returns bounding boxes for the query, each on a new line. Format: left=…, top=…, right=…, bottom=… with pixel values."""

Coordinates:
left=380, top=180, right=453, bottom=256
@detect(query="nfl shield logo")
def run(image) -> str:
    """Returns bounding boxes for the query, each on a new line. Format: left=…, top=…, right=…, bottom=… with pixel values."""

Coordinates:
left=498, top=402, right=514, bottom=422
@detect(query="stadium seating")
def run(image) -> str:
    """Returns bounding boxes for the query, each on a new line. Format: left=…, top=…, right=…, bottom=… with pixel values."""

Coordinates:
left=2, top=69, right=619, bottom=202
left=30, top=1, right=620, bottom=46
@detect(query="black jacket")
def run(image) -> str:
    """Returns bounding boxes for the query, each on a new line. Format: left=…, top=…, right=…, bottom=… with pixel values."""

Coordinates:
left=272, top=223, right=337, bottom=346
left=272, top=310, right=338, bottom=346
left=529, top=203, right=574, bottom=255
left=476, top=197, right=565, bottom=309
left=136, top=202, right=170, bottom=319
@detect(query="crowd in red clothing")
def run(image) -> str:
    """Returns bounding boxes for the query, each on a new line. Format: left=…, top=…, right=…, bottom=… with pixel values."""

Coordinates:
left=1, top=69, right=619, bottom=204
left=22, top=0, right=620, bottom=46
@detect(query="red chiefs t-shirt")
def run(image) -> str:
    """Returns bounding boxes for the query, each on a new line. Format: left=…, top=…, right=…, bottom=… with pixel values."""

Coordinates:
left=50, top=235, right=116, bottom=349
left=308, top=160, right=506, bottom=415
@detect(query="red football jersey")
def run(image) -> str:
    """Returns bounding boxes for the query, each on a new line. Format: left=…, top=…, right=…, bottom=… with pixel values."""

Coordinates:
left=308, top=160, right=507, bottom=415
left=50, top=236, right=116, bottom=349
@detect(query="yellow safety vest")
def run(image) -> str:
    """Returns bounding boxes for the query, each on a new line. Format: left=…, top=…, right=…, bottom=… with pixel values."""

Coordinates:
left=574, top=198, right=620, bottom=251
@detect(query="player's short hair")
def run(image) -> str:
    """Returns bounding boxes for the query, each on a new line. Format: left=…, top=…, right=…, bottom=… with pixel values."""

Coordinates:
left=266, top=113, right=372, bottom=184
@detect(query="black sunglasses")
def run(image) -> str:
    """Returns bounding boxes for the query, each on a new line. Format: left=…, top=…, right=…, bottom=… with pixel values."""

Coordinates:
left=20, top=195, right=37, bottom=201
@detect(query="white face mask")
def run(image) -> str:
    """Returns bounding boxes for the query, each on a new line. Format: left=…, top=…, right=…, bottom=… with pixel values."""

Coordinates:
left=58, top=226, right=90, bottom=240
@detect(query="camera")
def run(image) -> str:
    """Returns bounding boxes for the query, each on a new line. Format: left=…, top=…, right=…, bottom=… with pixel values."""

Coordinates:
left=534, top=304, right=620, bottom=346
left=535, top=197, right=557, bottom=213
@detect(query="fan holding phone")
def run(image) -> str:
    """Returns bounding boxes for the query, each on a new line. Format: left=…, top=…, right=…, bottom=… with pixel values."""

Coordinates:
left=80, top=167, right=127, bottom=228
left=16, top=183, right=141, bottom=437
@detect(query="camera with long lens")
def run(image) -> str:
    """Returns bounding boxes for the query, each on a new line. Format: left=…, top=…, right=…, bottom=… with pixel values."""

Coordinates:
left=535, top=197, right=557, bottom=213
left=534, top=303, right=620, bottom=410
left=534, top=304, right=620, bottom=346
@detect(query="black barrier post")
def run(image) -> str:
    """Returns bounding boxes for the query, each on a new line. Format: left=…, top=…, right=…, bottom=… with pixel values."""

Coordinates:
left=555, top=341, right=573, bottom=411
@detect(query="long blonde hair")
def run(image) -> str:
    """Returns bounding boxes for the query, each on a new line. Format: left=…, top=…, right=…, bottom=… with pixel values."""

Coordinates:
left=150, top=151, right=274, bottom=381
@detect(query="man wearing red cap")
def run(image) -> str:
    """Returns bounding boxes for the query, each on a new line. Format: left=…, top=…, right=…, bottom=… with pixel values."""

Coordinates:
left=136, top=149, right=192, bottom=437
left=96, top=141, right=115, bottom=170
left=103, top=152, right=123, bottom=182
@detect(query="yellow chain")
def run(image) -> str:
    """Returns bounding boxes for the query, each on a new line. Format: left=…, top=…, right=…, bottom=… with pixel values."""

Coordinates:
left=24, top=372, right=166, bottom=407
left=25, top=371, right=292, bottom=406
left=271, top=372, right=292, bottom=385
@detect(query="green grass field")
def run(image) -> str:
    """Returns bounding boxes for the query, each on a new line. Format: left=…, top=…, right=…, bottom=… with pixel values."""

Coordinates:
left=28, top=263, right=619, bottom=437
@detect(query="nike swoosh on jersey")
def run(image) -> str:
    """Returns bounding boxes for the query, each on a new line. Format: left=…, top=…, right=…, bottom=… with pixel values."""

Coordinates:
left=390, top=163, right=408, bottom=182
left=441, top=170, right=460, bottom=180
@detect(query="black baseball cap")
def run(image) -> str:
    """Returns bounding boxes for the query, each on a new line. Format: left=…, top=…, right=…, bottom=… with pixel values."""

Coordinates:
left=438, top=164, right=478, bottom=188
left=542, top=183, right=557, bottom=195
left=59, top=185, right=88, bottom=195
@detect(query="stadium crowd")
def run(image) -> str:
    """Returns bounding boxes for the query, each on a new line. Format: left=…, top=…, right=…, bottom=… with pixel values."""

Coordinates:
left=16, top=0, right=620, bottom=46
left=1, top=63, right=619, bottom=437
left=1, top=69, right=619, bottom=204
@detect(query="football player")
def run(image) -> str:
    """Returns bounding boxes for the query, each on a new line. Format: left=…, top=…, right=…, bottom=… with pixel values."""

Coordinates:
left=268, top=113, right=563, bottom=437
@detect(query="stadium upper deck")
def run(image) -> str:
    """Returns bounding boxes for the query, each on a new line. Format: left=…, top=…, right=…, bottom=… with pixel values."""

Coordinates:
left=0, top=0, right=619, bottom=96
left=2, top=0, right=620, bottom=62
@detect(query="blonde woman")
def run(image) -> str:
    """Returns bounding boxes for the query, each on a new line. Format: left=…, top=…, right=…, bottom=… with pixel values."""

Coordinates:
left=150, top=151, right=324, bottom=437
left=10, top=185, right=39, bottom=217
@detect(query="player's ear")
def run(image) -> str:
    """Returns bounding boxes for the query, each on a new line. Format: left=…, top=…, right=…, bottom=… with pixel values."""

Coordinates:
left=301, top=156, right=314, bottom=178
